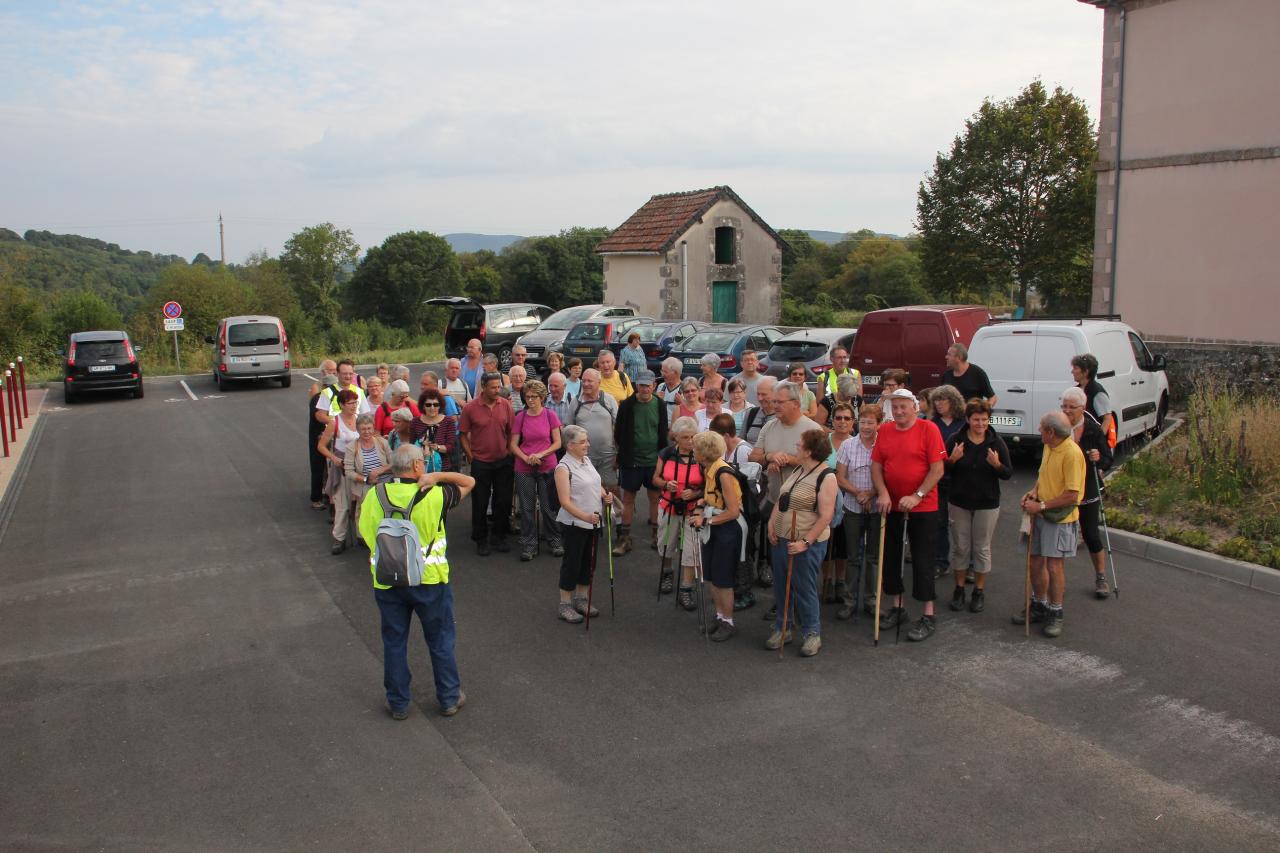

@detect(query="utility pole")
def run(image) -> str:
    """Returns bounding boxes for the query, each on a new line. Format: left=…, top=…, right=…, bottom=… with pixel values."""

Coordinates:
left=218, top=212, right=226, bottom=264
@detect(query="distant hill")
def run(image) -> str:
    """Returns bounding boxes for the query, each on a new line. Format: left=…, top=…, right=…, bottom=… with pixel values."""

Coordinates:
left=444, top=233, right=524, bottom=253
left=802, top=229, right=901, bottom=245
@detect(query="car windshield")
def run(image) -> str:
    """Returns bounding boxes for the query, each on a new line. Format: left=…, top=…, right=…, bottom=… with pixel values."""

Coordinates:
left=679, top=331, right=739, bottom=352
left=539, top=307, right=597, bottom=331
left=567, top=322, right=608, bottom=340
left=228, top=323, right=280, bottom=347
left=630, top=325, right=666, bottom=343
left=768, top=341, right=828, bottom=362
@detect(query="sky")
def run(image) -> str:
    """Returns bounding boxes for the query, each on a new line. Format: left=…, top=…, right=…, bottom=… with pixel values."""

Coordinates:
left=0, top=0, right=1105, bottom=261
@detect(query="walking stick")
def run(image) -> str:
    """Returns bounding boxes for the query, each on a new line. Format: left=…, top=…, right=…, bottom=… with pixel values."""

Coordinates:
left=694, top=518, right=710, bottom=642
left=675, top=516, right=688, bottom=611
left=896, top=518, right=908, bottom=645
left=779, top=511, right=798, bottom=660
left=656, top=513, right=668, bottom=603
left=605, top=502, right=616, bottom=616
left=873, top=513, right=887, bottom=646
left=1023, top=516, right=1033, bottom=637
left=534, top=474, right=542, bottom=559
left=1094, top=467, right=1120, bottom=599
left=586, top=520, right=600, bottom=632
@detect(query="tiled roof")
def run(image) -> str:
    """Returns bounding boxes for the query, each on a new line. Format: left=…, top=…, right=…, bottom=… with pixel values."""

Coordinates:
left=595, top=185, right=785, bottom=254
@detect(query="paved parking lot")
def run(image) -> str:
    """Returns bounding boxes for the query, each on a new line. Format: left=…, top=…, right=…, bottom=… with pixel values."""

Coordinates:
left=1, top=371, right=1277, bottom=851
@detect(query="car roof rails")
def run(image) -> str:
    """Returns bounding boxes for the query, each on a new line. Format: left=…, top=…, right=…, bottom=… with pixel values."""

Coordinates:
left=991, top=313, right=1122, bottom=325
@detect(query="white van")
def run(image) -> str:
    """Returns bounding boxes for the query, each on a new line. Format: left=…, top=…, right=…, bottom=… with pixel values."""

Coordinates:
left=967, top=319, right=1169, bottom=447
left=205, top=315, right=292, bottom=391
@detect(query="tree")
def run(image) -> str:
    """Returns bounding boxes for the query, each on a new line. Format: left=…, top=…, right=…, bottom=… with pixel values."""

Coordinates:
left=917, top=80, right=1096, bottom=312
left=280, top=223, right=359, bottom=326
left=464, top=265, right=502, bottom=303
left=498, top=227, right=609, bottom=308
left=49, top=290, right=124, bottom=344
left=129, top=264, right=253, bottom=356
left=237, top=252, right=299, bottom=319
left=346, top=231, right=462, bottom=335
left=824, top=238, right=928, bottom=309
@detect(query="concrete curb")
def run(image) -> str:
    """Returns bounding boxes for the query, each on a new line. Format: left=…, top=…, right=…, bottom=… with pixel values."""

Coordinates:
left=1107, top=527, right=1280, bottom=596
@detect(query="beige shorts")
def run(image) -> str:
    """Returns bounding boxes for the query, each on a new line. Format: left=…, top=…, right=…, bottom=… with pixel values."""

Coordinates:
left=656, top=509, right=699, bottom=566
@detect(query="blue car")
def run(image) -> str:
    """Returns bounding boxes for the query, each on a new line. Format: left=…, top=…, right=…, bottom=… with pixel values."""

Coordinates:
left=607, top=320, right=708, bottom=372
left=673, top=324, right=783, bottom=379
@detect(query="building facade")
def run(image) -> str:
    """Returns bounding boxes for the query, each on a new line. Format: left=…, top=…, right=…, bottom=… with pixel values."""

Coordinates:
left=595, top=186, right=785, bottom=324
left=1081, top=0, right=1280, bottom=346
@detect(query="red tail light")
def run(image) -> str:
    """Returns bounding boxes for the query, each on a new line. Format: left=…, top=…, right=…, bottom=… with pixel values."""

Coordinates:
left=720, top=355, right=737, bottom=369
left=813, top=363, right=831, bottom=374
left=124, top=339, right=136, bottom=362
left=478, top=322, right=487, bottom=341
left=218, top=326, right=227, bottom=356
left=604, top=323, right=614, bottom=341
left=67, top=340, right=77, bottom=366
left=646, top=346, right=664, bottom=358
left=279, top=320, right=289, bottom=354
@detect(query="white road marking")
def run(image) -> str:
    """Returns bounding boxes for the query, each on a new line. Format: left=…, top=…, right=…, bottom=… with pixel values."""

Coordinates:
left=164, top=398, right=185, bottom=403
left=179, top=381, right=198, bottom=401
left=202, top=395, right=225, bottom=399
left=303, top=373, right=319, bottom=382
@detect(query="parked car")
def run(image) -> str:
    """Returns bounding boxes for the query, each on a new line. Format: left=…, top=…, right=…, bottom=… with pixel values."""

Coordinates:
left=967, top=318, right=1169, bottom=447
left=761, top=327, right=858, bottom=391
left=562, top=316, right=654, bottom=364
left=605, top=320, right=709, bottom=371
left=425, top=297, right=552, bottom=370
left=205, top=315, right=291, bottom=391
left=673, top=324, right=783, bottom=378
left=517, top=304, right=639, bottom=373
left=850, top=305, right=992, bottom=398
left=62, top=330, right=144, bottom=403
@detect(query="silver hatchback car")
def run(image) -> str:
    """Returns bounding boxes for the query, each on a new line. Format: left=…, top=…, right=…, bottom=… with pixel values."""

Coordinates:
left=206, top=315, right=292, bottom=390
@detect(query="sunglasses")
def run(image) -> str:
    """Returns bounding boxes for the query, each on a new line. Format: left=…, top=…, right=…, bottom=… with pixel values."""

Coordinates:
left=833, top=415, right=853, bottom=421
left=421, top=402, right=440, bottom=408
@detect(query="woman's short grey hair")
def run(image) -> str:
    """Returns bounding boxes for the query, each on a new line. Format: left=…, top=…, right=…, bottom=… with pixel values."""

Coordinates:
left=562, top=424, right=588, bottom=447
left=662, top=356, right=682, bottom=375
left=930, top=383, right=965, bottom=415
left=671, top=416, right=698, bottom=436
left=681, top=377, right=701, bottom=392
left=391, top=443, right=423, bottom=474
left=391, top=365, right=410, bottom=382
left=837, top=372, right=860, bottom=398
left=1060, top=386, right=1087, bottom=406
left=356, top=413, right=375, bottom=427
left=388, top=379, right=411, bottom=397
left=700, top=352, right=720, bottom=368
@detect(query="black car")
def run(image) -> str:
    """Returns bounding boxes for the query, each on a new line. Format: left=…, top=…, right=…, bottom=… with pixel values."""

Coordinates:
left=426, top=297, right=553, bottom=370
left=562, top=316, right=653, bottom=363
left=63, top=330, right=143, bottom=403
left=762, top=327, right=858, bottom=392
left=605, top=320, right=708, bottom=371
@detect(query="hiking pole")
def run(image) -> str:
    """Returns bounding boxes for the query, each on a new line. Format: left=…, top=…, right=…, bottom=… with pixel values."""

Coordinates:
left=656, top=512, right=668, bottom=603
left=586, top=520, right=600, bottom=633
left=1095, top=466, right=1121, bottom=600
left=1024, top=516, right=1033, bottom=638
left=533, top=474, right=542, bottom=559
left=896, top=518, right=908, bottom=645
left=605, top=501, right=616, bottom=617
left=779, top=511, right=798, bottom=661
left=873, top=513, right=886, bottom=646
left=675, top=516, right=688, bottom=611
left=694, top=518, right=710, bottom=642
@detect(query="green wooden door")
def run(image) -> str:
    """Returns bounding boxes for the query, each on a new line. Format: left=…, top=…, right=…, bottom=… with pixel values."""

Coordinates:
left=712, top=281, right=738, bottom=323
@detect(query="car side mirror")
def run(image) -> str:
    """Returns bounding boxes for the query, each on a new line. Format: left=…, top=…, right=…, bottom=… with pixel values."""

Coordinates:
left=134, top=345, right=143, bottom=354
left=57, top=348, right=66, bottom=357
left=204, top=335, right=216, bottom=344
left=1151, top=353, right=1166, bottom=371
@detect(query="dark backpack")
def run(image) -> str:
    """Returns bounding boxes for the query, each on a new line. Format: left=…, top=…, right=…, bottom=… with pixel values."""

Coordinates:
left=717, top=464, right=762, bottom=530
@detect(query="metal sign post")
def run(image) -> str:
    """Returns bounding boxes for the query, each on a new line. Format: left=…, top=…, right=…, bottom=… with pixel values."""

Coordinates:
left=163, top=302, right=184, bottom=372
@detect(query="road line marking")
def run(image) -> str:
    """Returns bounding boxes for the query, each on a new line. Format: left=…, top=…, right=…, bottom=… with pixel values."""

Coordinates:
left=303, top=373, right=319, bottom=382
left=179, top=381, right=198, bottom=401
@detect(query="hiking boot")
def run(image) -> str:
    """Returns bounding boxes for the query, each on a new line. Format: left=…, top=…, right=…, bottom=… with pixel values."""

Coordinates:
left=949, top=586, right=967, bottom=612
left=441, top=691, right=466, bottom=717
left=763, top=604, right=777, bottom=622
left=520, top=550, right=536, bottom=562
left=650, top=537, right=658, bottom=551
left=551, top=544, right=565, bottom=558
left=660, top=572, right=674, bottom=594
left=757, top=563, right=773, bottom=588
left=331, top=539, right=346, bottom=555
left=476, top=540, right=491, bottom=557
left=833, top=581, right=849, bottom=604
left=821, top=578, right=836, bottom=604
left=677, top=587, right=697, bottom=612
left=386, top=701, right=411, bottom=721
left=799, top=633, right=822, bottom=657
left=836, top=602, right=854, bottom=621
left=733, top=592, right=755, bottom=611
left=491, top=537, right=511, bottom=553
left=1043, top=612, right=1064, bottom=638
left=1012, top=601, right=1048, bottom=625
left=764, top=628, right=793, bottom=650
left=311, top=500, right=327, bottom=510
left=710, top=620, right=736, bottom=643
left=906, top=615, right=936, bottom=642
left=863, top=596, right=878, bottom=617
left=573, top=596, right=600, bottom=618
left=968, top=589, right=986, bottom=613
left=558, top=601, right=584, bottom=623
left=879, top=607, right=908, bottom=630
left=934, top=563, right=949, bottom=579
left=1095, top=574, right=1111, bottom=599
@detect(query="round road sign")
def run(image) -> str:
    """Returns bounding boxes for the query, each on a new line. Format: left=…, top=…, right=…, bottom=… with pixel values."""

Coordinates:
left=163, top=301, right=183, bottom=319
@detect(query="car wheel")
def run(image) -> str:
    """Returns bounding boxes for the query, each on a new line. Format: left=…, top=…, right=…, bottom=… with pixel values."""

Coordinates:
left=64, top=382, right=77, bottom=404
left=133, top=382, right=144, bottom=399
left=216, top=372, right=228, bottom=391
left=1152, top=395, right=1167, bottom=437
left=497, top=346, right=513, bottom=371
left=280, top=374, right=292, bottom=389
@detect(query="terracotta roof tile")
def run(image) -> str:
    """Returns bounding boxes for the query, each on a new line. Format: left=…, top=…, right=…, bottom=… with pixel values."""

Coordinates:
left=595, top=185, right=785, bottom=254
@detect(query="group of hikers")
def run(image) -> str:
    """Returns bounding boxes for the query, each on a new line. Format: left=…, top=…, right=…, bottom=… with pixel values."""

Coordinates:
left=305, top=337, right=1118, bottom=717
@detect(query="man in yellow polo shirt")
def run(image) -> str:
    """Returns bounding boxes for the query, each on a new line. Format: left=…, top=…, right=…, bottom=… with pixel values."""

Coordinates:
left=595, top=349, right=634, bottom=404
left=1014, top=411, right=1086, bottom=639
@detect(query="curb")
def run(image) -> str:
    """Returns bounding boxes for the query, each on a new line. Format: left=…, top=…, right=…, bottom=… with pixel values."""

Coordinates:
left=1107, top=527, right=1280, bottom=596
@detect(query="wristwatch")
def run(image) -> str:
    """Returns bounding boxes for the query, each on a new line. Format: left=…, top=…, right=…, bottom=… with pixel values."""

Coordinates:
left=914, top=489, right=924, bottom=499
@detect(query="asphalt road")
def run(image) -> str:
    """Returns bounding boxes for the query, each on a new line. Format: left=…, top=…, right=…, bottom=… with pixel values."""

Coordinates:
left=1, top=370, right=1277, bottom=852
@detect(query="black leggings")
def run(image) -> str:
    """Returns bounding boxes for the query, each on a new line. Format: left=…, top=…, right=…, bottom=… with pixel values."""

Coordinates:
left=309, top=445, right=326, bottom=502
left=559, top=523, right=597, bottom=592
left=1078, top=501, right=1104, bottom=554
left=879, top=511, right=937, bottom=603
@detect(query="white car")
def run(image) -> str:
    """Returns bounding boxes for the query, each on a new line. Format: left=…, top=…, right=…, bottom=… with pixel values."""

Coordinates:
left=967, top=319, right=1169, bottom=447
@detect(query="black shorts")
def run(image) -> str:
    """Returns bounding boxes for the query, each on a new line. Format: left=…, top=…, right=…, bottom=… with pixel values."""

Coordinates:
left=702, top=522, right=742, bottom=589
left=619, top=465, right=656, bottom=494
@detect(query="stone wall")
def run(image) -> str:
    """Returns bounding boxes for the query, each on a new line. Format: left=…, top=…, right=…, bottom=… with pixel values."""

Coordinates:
left=1146, top=338, right=1280, bottom=403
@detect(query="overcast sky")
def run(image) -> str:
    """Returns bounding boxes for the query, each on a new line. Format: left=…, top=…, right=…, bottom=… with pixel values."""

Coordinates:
left=0, top=1, right=1104, bottom=261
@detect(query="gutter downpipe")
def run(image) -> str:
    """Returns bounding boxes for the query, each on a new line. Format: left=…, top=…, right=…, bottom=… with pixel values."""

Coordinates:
left=1110, top=2, right=1127, bottom=315
left=681, top=240, right=688, bottom=320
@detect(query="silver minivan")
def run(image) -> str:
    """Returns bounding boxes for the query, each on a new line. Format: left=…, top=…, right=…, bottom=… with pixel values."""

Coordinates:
left=206, top=315, right=292, bottom=390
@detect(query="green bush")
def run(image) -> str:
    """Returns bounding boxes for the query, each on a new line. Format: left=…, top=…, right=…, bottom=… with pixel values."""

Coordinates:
left=781, top=297, right=836, bottom=328
left=1216, top=537, right=1261, bottom=564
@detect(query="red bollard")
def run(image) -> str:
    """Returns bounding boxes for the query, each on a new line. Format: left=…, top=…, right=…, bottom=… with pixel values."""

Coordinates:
left=16, top=356, right=28, bottom=418
left=3, top=371, right=13, bottom=445
left=0, top=376, right=8, bottom=457
left=8, top=363, right=21, bottom=431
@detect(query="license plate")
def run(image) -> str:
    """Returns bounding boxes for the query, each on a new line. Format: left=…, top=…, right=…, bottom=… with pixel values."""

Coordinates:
left=572, top=347, right=592, bottom=354
left=863, top=375, right=881, bottom=386
left=990, top=415, right=1021, bottom=427
left=89, top=365, right=115, bottom=373
left=230, top=356, right=259, bottom=364
left=684, top=358, right=701, bottom=366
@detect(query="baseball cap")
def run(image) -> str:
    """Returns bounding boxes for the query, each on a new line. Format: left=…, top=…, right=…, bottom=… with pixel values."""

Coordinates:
left=635, top=369, right=657, bottom=386
left=885, top=388, right=916, bottom=400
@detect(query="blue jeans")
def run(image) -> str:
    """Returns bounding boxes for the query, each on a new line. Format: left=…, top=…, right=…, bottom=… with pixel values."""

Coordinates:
left=772, top=538, right=823, bottom=637
left=374, top=584, right=461, bottom=712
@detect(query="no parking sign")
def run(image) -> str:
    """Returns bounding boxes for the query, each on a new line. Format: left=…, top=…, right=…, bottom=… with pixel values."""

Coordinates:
left=163, top=301, right=183, bottom=319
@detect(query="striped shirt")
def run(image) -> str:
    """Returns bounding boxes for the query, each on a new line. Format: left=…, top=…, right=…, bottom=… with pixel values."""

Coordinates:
left=835, top=436, right=876, bottom=513
left=359, top=444, right=382, bottom=476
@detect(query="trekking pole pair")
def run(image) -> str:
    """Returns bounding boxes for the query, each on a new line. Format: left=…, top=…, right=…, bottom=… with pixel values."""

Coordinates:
left=586, top=501, right=618, bottom=632
left=1094, top=466, right=1121, bottom=599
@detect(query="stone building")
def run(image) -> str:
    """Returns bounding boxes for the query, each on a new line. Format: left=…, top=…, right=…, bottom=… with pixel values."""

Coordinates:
left=595, top=186, right=785, bottom=324
left=1079, top=0, right=1280, bottom=349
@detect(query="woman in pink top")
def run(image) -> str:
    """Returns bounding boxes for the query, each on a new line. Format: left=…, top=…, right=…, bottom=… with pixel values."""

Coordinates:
left=510, top=379, right=564, bottom=561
